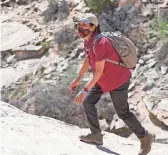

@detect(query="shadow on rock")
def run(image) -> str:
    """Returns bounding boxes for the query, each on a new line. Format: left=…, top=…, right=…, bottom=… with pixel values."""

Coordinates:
left=96, top=145, right=121, bottom=155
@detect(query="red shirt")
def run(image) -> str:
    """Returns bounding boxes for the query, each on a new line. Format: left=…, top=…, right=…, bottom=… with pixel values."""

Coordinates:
left=84, top=34, right=131, bottom=93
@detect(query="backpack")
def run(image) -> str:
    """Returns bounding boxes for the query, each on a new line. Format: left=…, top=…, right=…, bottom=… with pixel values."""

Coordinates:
left=92, top=31, right=137, bottom=69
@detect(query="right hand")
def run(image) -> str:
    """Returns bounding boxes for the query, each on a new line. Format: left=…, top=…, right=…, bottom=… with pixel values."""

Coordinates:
left=69, top=78, right=80, bottom=92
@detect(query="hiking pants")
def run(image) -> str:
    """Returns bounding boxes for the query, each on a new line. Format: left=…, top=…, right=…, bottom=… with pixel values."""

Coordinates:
left=83, top=79, right=146, bottom=138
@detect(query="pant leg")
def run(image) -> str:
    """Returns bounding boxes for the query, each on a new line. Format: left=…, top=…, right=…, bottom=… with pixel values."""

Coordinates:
left=83, top=83, right=104, bottom=134
left=109, top=80, right=146, bottom=138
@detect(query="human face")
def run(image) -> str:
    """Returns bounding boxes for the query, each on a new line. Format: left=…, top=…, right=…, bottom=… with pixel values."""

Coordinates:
left=77, top=22, right=96, bottom=40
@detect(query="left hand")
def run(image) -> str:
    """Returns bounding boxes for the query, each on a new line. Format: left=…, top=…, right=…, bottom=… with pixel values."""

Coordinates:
left=74, top=90, right=87, bottom=105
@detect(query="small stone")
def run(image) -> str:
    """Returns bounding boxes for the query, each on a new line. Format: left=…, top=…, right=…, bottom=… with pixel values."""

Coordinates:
left=136, top=44, right=147, bottom=53
left=142, top=0, right=149, bottom=2
left=138, top=59, right=145, bottom=65
left=56, top=60, right=69, bottom=73
left=2, top=64, right=9, bottom=68
left=110, top=114, right=128, bottom=132
left=6, top=55, right=17, bottom=64
left=78, top=52, right=85, bottom=60
left=129, top=81, right=136, bottom=91
left=161, top=66, right=168, bottom=75
left=143, top=79, right=155, bottom=91
left=45, top=74, right=52, bottom=79
left=141, top=54, right=154, bottom=62
left=132, top=64, right=141, bottom=78
left=14, top=81, right=22, bottom=85
left=12, top=62, right=19, bottom=68
left=99, top=119, right=109, bottom=131
left=143, top=69, right=160, bottom=81
left=141, top=4, right=154, bottom=18
left=128, top=91, right=135, bottom=98
left=146, top=58, right=157, bottom=68
left=53, top=77, right=60, bottom=81
left=1, top=60, right=7, bottom=68
left=70, top=49, right=80, bottom=59
left=44, top=66, right=56, bottom=75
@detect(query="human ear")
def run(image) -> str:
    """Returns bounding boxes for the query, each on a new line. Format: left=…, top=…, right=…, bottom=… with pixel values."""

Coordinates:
left=90, top=25, right=96, bottom=32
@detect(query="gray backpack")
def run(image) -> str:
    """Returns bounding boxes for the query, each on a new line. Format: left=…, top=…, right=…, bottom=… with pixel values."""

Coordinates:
left=92, top=31, right=137, bottom=69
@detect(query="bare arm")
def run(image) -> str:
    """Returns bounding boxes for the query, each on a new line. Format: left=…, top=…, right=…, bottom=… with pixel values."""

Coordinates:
left=76, top=56, right=90, bottom=81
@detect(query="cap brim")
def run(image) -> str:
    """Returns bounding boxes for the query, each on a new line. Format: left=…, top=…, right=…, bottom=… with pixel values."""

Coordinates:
left=77, top=17, right=90, bottom=24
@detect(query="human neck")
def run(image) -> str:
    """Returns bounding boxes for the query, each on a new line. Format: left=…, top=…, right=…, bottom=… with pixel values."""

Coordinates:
left=84, top=32, right=95, bottom=41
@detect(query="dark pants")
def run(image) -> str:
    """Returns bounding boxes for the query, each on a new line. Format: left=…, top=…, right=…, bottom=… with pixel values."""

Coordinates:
left=83, top=80, right=146, bottom=138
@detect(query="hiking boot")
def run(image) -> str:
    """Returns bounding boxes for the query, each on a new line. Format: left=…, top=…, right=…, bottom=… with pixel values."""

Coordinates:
left=138, top=132, right=155, bottom=155
left=79, top=133, right=103, bottom=145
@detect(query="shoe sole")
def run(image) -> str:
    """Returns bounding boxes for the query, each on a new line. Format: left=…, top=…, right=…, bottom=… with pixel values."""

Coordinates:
left=80, top=138, right=103, bottom=145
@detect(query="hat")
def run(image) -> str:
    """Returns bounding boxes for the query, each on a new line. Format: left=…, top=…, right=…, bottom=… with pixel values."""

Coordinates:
left=77, top=13, right=98, bottom=26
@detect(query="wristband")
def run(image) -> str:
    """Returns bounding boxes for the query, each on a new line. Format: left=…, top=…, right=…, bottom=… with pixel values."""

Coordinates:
left=81, top=89, right=88, bottom=94
left=75, top=75, right=82, bottom=81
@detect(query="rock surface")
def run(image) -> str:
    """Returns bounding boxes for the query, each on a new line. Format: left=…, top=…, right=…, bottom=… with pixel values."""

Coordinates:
left=0, top=22, right=38, bottom=51
left=1, top=0, right=168, bottom=145
left=1, top=101, right=168, bottom=155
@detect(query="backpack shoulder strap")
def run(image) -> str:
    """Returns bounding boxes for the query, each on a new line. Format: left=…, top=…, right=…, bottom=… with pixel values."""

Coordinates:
left=92, top=33, right=104, bottom=55
left=92, top=33, right=125, bottom=67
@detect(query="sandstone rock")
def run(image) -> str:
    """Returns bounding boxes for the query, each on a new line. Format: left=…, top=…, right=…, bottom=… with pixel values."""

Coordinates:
left=129, top=80, right=136, bottom=91
left=78, top=52, right=85, bottom=60
left=36, top=0, right=48, bottom=12
left=1, top=60, right=7, bottom=68
left=42, top=0, right=58, bottom=22
left=148, top=38, right=158, bottom=49
left=141, top=4, right=154, bottom=18
left=0, top=0, right=15, bottom=7
left=136, top=44, right=148, bottom=53
left=56, top=60, right=69, bottom=73
left=142, top=79, right=155, bottom=91
left=158, top=6, right=168, bottom=21
left=3, top=80, right=115, bottom=128
left=138, top=59, right=145, bottom=65
left=16, top=0, right=28, bottom=5
left=99, top=119, right=110, bottom=131
left=143, top=68, right=160, bottom=80
left=161, top=65, right=168, bottom=75
left=128, top=91, right=136, bottom=98
left=45, top=74, right=52, bottom=79
left=1, top=101, right=168, bottom=155
left=146, top=58, right=157, bottom=68
left=70, top=48, right=80, bottom=59
left=155, top=43, right=168, bottom=66
left=141, top=54, right=154, bottom=62
left=142, top=0, right=149, bottom=2
left=0, top=22, right=38, bottom=51
left=144, top=97, right=168, bottom=128
left=1, top=0, right=168, bottom=148
left=6, top=55, right=17, bottom=64
left=110, top=114, right=132, bottom=137
left=70, top=43, right=83, bottom=59
left=131, top=64, right=141, bottom=78
left=44, top=66, right=56, bottom=75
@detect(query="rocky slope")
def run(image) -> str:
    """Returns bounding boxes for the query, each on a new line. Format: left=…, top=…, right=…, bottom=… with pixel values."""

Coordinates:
left=1, top=0, right=168, bottom=144
left=1, top=101, right=168, bottom=155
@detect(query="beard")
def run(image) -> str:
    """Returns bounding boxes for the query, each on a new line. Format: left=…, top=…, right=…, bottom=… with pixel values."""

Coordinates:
left=78, top=27, right=91, bottom=38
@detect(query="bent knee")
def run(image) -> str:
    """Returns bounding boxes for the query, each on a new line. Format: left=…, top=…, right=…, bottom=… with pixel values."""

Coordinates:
left=117, top=110, right=133, bottom=120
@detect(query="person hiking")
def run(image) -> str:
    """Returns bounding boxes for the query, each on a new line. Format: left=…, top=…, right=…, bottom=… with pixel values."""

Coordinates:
left=69, top=13, right=155, bottom=155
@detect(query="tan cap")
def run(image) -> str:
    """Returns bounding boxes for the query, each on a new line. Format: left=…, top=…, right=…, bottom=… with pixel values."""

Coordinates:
left=77, top=13, right=98, bottom=26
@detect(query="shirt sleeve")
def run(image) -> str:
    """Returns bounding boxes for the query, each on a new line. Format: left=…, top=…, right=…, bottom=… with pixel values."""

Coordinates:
left=94, top=37, right=109, bottom=62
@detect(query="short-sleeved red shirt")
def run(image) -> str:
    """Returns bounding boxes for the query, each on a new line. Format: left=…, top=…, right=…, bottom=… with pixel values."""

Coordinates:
left=84, top=34, right=131, bottom=93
